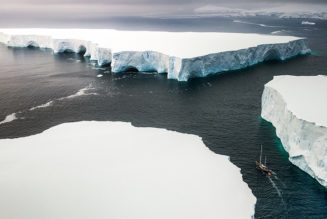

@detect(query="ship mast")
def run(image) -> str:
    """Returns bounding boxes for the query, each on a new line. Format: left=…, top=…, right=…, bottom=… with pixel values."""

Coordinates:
left=260, top=145, right=262, bottom=164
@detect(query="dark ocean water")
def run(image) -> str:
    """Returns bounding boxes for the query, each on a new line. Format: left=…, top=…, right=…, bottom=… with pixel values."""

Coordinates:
left=0, top=17, right=326, bottom=218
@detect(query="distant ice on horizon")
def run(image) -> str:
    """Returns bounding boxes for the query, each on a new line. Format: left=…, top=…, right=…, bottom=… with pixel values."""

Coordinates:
left=301, top=21, right=316, bottom=25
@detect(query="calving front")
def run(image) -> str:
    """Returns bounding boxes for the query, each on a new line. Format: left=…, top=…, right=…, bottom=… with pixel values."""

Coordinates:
left=0, top=28, right=310, bottom=81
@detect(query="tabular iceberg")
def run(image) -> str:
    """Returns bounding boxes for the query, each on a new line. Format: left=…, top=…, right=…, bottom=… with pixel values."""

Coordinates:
left=0, top=121, right=256, bottom=219
left=0, top=28, right=310, bottom=81
left=261, top=75, right=327, bottom=187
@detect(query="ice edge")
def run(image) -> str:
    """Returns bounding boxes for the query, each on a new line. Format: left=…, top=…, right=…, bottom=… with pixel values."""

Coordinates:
left=0, top=121, right=257, bottom=218
left=0, top=31, right=311, bottom=81
left=261, top=78, right=327, bottom=188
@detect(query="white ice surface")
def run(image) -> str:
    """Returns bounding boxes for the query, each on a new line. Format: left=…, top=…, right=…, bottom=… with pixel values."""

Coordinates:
left=301, top=21, right=316, bottom=25
left=30, top=101, right=54, bottom=111
left=0, top=121, right=256, bottom=219
left=0, top=28, right=300, bottom=58
left=264, top=75, right=327, bottom=127
left=0, top=113, right=17, bottom=124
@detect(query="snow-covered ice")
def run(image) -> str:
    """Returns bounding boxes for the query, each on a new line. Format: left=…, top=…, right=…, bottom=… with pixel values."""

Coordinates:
left=0, top=113, right=18, bottom=125
left=301, top=21, right=316, bottom=25
left=58, top=84, right=97, bottom=100
left=0, top=121, right=256, bottom=219
left=0, top=28, right=310, bottom=81
left=30, top=100, right=54, bottom=111
left=261, top=75, right=327, bottom=187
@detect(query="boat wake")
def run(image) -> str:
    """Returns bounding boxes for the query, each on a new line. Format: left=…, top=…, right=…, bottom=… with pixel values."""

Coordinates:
left=273, top=174, right=287, bottom=188
left=268, top=176, right=287, bottom=207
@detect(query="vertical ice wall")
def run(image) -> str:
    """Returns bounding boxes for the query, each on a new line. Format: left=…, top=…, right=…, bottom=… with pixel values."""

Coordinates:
left=0, top=31, right=310, bottom=81
left=1, top=33, right=112, bottom=67
left=167, top=40, right=310, bottom=81
left=261, top=76, right=327, bottom=187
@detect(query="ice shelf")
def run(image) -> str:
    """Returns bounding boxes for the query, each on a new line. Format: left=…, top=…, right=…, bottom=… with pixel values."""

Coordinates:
left=0, top=28, right=310, bottom=81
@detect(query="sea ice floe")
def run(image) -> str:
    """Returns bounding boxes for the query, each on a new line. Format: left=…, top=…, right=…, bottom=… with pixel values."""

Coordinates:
left=301, top=21, right=316, bottom=25
left=30, top=100, right=54, bottom=111
left=0, top=113, right=18, bottom=125
left=0, top=121, right=256, bottom=219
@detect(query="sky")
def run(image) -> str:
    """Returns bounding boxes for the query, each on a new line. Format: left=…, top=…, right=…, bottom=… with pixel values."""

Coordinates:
left=0, top=0, right=326, bottom=27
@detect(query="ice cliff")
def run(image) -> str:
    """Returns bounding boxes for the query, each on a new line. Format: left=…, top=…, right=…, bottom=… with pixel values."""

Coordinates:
left=261, top=75, right=327, bottom=187
left=0, top=29, right=310, bottom=81
left=168, top=39, right=309, bottom=81
left=0, top=32, right=112, bottom=67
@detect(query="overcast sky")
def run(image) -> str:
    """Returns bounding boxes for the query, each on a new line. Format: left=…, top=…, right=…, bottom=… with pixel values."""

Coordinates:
left=1, top=0, right=327, bottom=14
left=0, top=0, right=326, bottom=26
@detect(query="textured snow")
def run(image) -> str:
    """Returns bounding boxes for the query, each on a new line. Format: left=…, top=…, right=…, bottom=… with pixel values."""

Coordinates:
left=261, top=75, right=327, bottom=187
left=0, top=28, right=310, bottom=81
left=0, top=121, right=256, bottom=219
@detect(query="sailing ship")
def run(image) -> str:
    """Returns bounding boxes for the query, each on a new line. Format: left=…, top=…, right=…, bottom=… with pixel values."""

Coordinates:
left=256, top=145, right=273, bottom=176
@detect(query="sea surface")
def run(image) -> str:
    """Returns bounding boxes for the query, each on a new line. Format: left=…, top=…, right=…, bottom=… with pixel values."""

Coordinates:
left=0, top=17, right=327, bottom=218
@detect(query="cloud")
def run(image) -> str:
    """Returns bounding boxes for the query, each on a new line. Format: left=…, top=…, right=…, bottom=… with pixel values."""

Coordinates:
left=0, top=2, right=196, bottom=17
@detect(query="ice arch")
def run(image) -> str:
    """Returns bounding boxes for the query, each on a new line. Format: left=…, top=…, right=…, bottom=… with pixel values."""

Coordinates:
left=26, top=41, right=39, bottom=48
left=125, top=66, right=140, bottom=72
left=57, top=41, right=75, bottom=53
left=263, top=49, right=282, bottom=61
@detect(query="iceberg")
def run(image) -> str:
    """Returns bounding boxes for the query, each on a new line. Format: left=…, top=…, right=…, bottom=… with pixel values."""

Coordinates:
left=0, top=121, right=256, bottom=219
left=0, top=28, right=310, bottom=81
left=261, top=75, right=327, bottom=187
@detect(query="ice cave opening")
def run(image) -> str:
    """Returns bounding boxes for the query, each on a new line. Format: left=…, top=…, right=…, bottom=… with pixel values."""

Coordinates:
left=263, top=49, right=282, bottom=61
left=27, top=41, right=39, bottom=48
left=125, top=66, right=140, bottom=72
left=77, top=45, right=87, bottom=55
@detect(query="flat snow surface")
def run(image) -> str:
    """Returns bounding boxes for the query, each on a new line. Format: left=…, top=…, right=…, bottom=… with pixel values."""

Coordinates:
left=0, top=121, right=256, bottom=219
left=265, top=75, right=327, bottom=127
left=0, top=28, right=301, bottom=58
